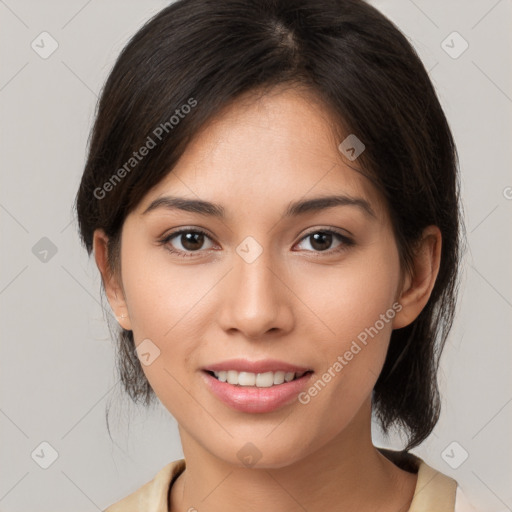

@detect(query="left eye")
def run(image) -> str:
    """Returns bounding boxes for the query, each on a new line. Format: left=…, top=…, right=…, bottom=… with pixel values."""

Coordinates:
left=295, top=230, right=353, bottom=253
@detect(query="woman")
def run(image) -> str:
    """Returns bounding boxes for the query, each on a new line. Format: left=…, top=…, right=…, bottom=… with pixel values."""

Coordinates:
left=74, top=0, right=476, bottom=510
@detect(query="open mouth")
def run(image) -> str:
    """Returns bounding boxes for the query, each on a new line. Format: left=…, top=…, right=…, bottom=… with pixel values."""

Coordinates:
left=204, top=369, right=314, bottom=388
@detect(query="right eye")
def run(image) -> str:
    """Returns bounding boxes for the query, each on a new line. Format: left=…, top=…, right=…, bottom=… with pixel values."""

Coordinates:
left=159, top=228, right=217, bottom=258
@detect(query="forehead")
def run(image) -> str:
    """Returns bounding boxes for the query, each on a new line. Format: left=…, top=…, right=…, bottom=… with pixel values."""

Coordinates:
left=136, top=86, right=387, bottom=220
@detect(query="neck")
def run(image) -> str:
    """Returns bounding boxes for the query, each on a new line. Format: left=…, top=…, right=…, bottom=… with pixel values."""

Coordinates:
left=170, top=399, right=417, bottom=512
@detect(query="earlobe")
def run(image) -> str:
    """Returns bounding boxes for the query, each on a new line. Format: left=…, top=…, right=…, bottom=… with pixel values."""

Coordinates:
left=92, top=229, right=132, bottom=330
left=392, top=226, right=442, bottom=330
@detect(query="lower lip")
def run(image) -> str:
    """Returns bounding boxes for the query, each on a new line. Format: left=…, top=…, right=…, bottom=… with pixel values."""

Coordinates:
left=201, top=371, right=313, bottom=413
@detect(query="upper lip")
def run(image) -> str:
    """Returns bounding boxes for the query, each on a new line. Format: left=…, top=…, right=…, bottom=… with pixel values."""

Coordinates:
left=202, top=359, right=312, bottom=374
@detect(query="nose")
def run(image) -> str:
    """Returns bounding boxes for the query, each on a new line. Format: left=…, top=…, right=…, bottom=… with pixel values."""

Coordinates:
left=217, top=245, right=294, bottom=340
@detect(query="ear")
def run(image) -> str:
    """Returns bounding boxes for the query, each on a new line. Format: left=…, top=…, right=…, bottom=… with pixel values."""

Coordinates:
left=392, top=225, right=442, bottom=330
left=93, top=229, right=132, bottom=331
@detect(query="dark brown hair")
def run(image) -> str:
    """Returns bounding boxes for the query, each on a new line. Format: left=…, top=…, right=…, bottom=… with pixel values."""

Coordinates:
left=74, top=0, right=463, bottom=450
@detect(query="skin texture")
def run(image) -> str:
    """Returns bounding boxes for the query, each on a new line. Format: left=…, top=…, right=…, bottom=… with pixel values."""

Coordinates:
left=94, top=85, right=441, bottom=512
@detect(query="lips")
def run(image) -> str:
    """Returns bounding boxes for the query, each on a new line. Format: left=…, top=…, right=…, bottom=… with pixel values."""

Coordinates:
left=202, top=358, right=312, bottom=374
left=200, top=358, right=314, bottom=413
left=201, top=369, right=314, bottom=413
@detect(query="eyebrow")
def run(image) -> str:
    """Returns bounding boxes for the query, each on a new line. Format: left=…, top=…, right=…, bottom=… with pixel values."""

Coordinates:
left=141, top=194, right=375, bottom=219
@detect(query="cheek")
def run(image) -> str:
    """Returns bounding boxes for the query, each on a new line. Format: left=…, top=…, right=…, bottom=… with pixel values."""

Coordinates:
left=297, top=241, right=401, bottom=346
left=119, top=244, right=223, bottom=405
left=295, top=244, right=401, bottom=411
left=121, top=240, right=212, bottom=336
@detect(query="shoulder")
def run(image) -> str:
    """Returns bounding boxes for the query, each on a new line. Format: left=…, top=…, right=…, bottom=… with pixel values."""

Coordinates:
left=408, top=456, right=458, bottom=511
left=104, top=459, right=186, bottom=512
left=378, top=448, right=457, bottom=511
left=455, top=486, right=486, bottom=512
left=408, top=456, right=479, bottom=512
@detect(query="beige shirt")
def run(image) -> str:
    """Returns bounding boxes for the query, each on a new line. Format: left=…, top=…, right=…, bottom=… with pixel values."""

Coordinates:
left=104, top=449, right=460, bottom=512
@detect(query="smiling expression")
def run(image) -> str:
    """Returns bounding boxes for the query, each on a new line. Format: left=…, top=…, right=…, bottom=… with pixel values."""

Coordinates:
left=99, top=85, right=411, bottom=466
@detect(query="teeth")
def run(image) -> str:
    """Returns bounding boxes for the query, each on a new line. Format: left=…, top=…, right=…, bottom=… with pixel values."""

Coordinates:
left=284, top=372, right=295, bottom=382
left=273, top=371, right=285, bottom=385
left=212, top=370, right=307, bottom=387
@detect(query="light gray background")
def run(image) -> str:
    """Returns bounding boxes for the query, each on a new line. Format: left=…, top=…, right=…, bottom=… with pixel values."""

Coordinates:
left=0, top=1, right=511, bottom=511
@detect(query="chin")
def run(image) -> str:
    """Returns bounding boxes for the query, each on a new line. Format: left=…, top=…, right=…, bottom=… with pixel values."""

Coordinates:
left=211, top=435, right=312, bottom=470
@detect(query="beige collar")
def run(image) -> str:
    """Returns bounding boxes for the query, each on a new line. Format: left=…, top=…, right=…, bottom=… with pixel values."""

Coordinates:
left=105, top=451, right=457, bottom=512
left=378, top=448, right=457, bottom=511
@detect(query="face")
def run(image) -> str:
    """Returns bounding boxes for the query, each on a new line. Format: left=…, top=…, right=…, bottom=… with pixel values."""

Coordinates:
left=103, top=86, right=408, bottom=467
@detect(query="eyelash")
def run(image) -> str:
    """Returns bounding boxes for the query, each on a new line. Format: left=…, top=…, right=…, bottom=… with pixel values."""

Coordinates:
left=158, top=227, right=355, bottom=259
